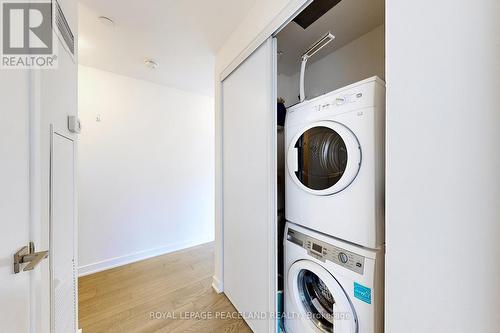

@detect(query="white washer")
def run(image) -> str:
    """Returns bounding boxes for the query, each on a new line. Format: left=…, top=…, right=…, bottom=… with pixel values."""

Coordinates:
left=285, top=76, right=385, bottom=248
left=284, top=222, right=383, bottom=333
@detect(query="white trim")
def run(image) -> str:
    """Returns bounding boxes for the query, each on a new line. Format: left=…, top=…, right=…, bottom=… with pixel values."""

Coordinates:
left=213, top=76, right=224, bottom=294
left=73, top=132, right=80, bottom=333
left=211, top=276, right=223, bottom=294
left=268, top=36, right=278, bottom=333
left=78, top=235, right=214, bottom=277
left=29, top=62, right=44, bottom=333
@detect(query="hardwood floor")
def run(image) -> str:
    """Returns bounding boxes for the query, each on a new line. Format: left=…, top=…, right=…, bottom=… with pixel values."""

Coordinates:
left=78, top=242, right=252, bottom=333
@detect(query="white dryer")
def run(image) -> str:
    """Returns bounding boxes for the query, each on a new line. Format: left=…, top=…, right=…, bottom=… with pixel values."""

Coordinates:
left=285, top=76, right=385, bottom=248
left=284, top=222, right=383, bottom=333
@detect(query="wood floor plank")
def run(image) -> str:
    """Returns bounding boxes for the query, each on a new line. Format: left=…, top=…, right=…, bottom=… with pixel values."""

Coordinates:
left=78, top=242, right=252, bottom=333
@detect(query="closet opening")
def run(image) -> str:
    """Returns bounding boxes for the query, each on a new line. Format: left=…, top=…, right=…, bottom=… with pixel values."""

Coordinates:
left=275, top=0, right=385, bottom=331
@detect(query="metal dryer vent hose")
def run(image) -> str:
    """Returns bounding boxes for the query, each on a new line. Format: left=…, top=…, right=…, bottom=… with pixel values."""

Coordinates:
left=299, top=32, right=335, bottom=103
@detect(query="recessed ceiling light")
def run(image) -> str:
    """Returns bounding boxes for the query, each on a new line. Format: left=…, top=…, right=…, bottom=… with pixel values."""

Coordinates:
left=144, top=59, right=159, bottom=69
left=98, top=16, right=115, bottom=27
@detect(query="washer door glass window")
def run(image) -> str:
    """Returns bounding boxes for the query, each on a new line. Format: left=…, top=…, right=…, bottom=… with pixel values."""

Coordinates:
left=298, top=269, right=335, bottom=331
left=288, top=121, right=361, bottom=196
left=288, top=260, right=357, bottom=333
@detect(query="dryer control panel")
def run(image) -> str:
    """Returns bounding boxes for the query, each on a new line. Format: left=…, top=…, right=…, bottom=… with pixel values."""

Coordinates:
left=287, top=228, right=365, bottom=275
left=285, top=76, right=385, bottom=128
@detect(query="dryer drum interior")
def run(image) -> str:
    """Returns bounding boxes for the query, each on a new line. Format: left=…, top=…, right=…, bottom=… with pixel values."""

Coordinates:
left=295, top=126, right=348, bottom=191
left=298, top=269, right=335, bottom=332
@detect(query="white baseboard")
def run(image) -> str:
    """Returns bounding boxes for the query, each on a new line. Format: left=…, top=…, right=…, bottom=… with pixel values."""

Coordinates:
left=212, top=275, right=223, bottom=293
left=78, top=235, right=214, bottom=277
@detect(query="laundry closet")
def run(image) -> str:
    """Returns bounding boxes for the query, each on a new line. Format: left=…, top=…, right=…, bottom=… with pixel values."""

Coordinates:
left=276, top=0, right=385, bottom=332
left=220, top=0, right=385, bottom=332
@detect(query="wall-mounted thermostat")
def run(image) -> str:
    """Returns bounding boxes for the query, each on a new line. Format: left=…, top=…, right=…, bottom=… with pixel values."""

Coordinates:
left=68, top=115, right=81, bottom=134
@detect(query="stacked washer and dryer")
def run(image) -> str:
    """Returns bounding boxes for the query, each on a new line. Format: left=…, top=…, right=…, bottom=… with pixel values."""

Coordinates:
left=283, top=77, right=385, bottom=333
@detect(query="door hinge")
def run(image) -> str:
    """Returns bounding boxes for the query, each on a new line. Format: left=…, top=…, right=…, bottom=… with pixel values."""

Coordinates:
left=14, top=242, right=49, bottom=274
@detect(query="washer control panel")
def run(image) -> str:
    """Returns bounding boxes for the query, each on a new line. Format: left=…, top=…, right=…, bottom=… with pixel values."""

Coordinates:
left=287, top=228, right=365, bottom=275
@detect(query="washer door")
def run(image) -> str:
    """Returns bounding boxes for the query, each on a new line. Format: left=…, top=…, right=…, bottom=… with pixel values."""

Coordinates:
left=287, top=121, right=361, bottom=195
left=288, top=260, right=358, bottom=333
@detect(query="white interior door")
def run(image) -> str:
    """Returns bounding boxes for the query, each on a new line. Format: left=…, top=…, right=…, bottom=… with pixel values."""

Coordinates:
left=0, top=78, right=78, bottom=333
left=0, top=66, right=33, bottom=333
left=222, top=38, right=277, bottom=333
left=0, top=0, right=78, bottom=331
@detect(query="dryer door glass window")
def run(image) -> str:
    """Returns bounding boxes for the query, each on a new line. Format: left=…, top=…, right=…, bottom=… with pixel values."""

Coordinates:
left=295, top=126, right=348, bottom=191
left=298, top=269, right=334, bottom=332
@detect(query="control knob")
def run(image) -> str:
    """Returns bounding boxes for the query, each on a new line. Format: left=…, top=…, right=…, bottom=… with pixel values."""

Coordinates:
left=338, top=252, right=349, bottom=264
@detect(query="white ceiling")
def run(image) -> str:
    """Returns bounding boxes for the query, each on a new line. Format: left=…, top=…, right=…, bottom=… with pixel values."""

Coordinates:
left=78, top=0, right=257, bottom=96
left=277, top=0, right=384, bottom=76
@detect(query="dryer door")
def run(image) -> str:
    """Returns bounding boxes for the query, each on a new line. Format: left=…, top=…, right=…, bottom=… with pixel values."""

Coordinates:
left=287, top=260, right=358, bottom=333
left=287, top=121, right=361, bottom=196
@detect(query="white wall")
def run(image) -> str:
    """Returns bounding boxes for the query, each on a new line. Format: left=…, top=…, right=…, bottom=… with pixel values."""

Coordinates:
left=78, top=65, right=215, bottom=275
left=277, top=73, right=297, bottom=108
left=386, top=0, right=500, bottom=332
left=278, top=25, right=385, bottom=106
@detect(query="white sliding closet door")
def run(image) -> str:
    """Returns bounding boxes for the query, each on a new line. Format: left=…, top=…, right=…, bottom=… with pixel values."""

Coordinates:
left=222, top=38, right=276, bottom=333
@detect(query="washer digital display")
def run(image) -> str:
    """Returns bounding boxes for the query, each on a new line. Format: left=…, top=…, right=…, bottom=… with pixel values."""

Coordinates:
left=312, top=243, right=322, bottom=253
